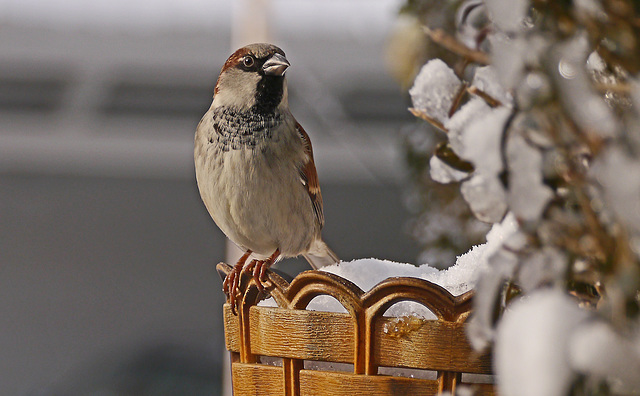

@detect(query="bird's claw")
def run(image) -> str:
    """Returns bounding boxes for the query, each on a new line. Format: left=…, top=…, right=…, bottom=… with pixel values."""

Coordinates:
left=222, top=249, right=279, bottom=315
left=222, top=265, right=243, bottom=315
left=222, top=250, right=252, bottom=315
left=222, top=260, right=270, bottom=314
left=239, top=259, right=270, bottom=293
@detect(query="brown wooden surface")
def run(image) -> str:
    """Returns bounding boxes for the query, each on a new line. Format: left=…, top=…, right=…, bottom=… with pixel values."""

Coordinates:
left=375, top=317, right=492, bottom=374
left=232, top=363, right=284, bottom=396
left=224, top=304, right=240, bottom=352
left=461, top=383, right=497, bottom=396
left=218, top=263, right=495, bottom=395
left=224, top=304, right=492, bottom=374
left=299, top=370, right=439, bottom=396
left=250, top=306, right=355, bottom=363
left=438, top=371, right=461, bottom=394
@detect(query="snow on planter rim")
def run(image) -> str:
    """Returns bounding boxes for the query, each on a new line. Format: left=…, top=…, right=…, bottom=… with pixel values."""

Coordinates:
left=257, top=216, right=518, bottom=318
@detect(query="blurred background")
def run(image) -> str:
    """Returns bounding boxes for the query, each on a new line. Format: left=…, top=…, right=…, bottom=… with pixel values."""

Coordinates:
left=0, top=0, right=424, bottom=394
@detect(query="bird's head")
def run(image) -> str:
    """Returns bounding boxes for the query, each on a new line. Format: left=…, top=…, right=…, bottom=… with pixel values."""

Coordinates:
left=212, top=43, right=290, bottom=114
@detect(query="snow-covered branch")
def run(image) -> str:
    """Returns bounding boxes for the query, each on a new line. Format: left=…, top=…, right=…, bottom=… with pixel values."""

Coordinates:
left=395, top=0, right=640, bottom=394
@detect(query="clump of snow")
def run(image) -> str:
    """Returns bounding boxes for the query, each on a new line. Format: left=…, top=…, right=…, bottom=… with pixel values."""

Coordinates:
left=315, top=252, right=487, bottom=317
left=495, top=289, right=589, bottom=396
left=490, top=34, right=549, bottom=92
left=454, top=106, right=512, bottom=223
left=471, top=66, right=513, bottom=106
left=483, top=212, right=520, bottom=257
left=515, top=71, right=552, bottom=110
left=517, top=247, right=566, bottom=292
left=586, top=51, right=606, bottom=73
left=445, top=97, right=491, bottom=156
left=319, top=241, right=494, bottom=300
left=456, top=106, right=511, bottom=171
left=484, top=0, right=530, bottom=32
left=592, top=145, right=640, bottom=234
left=429, top=155, right=469, bottom=184
left=552, top=34, right=619, bottom=138
left=259, top=214, right=522, bottom=318
left=322, top=259, right=440, bottom=294
left=466, top=213, right=521, bottom=349
left=505, top=133, right=553, bottom=221
left=402, top=2, right=640, bottom=394
left=461, top=174, right=507, bottom=223
left=455, top=0, right=489, bottom=50
left=489, top=35, right=528, bottom=90
left=569, top=321, right=640, bottom=391
left=409, top=59, right=462, bottom=124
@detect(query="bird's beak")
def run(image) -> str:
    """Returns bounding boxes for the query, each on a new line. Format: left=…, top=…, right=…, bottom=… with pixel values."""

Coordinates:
left=262, top=53, right=290, bottom=76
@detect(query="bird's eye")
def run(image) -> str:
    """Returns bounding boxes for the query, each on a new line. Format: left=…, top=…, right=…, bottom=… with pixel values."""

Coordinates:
left=243, top=56, right=255, bottom=68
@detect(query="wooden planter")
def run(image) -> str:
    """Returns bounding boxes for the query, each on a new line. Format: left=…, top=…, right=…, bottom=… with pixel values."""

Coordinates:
left=218, top=263, right=494, bottom=396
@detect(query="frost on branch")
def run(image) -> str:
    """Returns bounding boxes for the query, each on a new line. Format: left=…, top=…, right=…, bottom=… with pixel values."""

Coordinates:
left=409, top=59, right=462, bottom=125
left=489, top=35, right=529, bottom=91
left=398, top=0, right=640, bottom=394
left=592, top=145, right=640, bottom=236
left=471, top=66, right=513, bottom=106
left=483, top=0, right=529, bottom=33
left=456, top=106, right=511, bottom=223
left=429, top=155, right=468, bottom=184
left=455, top=106, right=510, bottom=171
left=495, top=290, right=589, bottom=396
left=569, top=321, right=640, bottom=392
left=460, top=174, right=506, bottom=223
left=445, top=97, right=490, bottom=154
left=466, top=213, right=523, bottom=350
left=551, top=35, right=619, bottom=139
left=516, top=247, right=566, bottom=293
left=505, top=131, right=553, bottom=222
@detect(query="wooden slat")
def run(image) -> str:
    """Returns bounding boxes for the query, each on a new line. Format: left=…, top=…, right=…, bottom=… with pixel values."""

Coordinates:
left=232, top=363, right=284, bottom=396
left=249, top=306, right=355, bottom=363
left=224, top=304, right=240, bottom=352
left=375, top=317, right=492, bottom=374
left=447, top=328, right=493, bottom=374
left=299, top=370, right=438, bottom=396
left=461, top=383, right=496, bottom=396
left=226, top=305, right=492, bottom=374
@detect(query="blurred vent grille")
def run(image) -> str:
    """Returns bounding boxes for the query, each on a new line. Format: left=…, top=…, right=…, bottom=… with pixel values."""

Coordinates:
left=0, top=77, right=68, bottom=112
left=101, top=81, right=212, bottom=119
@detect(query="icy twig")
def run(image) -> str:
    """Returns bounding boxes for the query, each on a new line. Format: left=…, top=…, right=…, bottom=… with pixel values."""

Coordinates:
left=423, top=27, right=490, bottom=65
left=449, top=82, right=469, bottom=117
left=408, top=107, right=448, bottom=132
left=594, top=82, right=632, bottom=95
left=467, top=85, right=503, bottom=108
left=545, top=112, right=613, bottom=264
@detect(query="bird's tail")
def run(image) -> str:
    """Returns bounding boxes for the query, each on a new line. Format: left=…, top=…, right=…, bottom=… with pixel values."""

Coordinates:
left=303, top=240, right=339, bottom=270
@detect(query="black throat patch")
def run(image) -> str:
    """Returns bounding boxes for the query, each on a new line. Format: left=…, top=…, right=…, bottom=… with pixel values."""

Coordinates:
left=253, top=75, right=284, bottom=115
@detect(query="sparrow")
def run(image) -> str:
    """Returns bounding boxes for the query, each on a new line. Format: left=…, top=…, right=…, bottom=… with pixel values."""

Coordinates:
left=194, top=43, right=339, bottom=311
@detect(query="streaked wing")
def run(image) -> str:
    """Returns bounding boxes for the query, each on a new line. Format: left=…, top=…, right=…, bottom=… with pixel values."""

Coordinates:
left=295, top=122, right=324, bottom=229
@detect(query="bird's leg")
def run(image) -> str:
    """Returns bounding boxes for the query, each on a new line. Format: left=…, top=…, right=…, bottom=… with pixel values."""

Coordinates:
left=238, top=249, right=281, bottom=292
left=223, top=249, right=252, bottom=315
left=252, top=249, right=280, bottom=291
left=242, top=260, right=265, bottom=293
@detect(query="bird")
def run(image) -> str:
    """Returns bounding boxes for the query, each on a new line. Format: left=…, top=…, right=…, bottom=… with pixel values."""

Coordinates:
left=194, top=43, right=339, bottom=312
